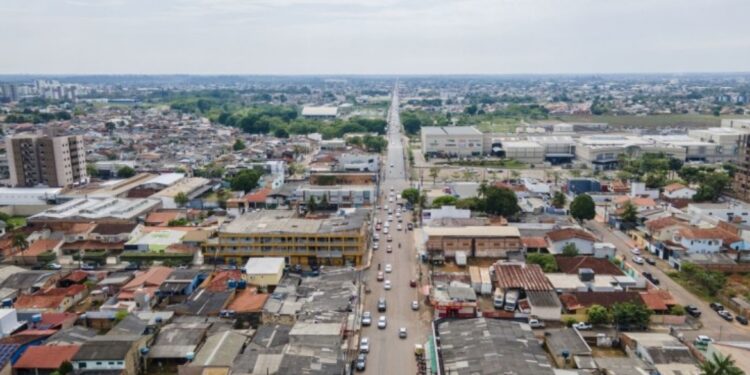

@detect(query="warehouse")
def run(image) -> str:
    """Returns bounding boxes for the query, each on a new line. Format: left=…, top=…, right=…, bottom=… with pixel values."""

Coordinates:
left=422, top=226, right=522, bottom=261
left=421, top=126, right=484, bottom=157
left=498, top=140, right=545, bottom=164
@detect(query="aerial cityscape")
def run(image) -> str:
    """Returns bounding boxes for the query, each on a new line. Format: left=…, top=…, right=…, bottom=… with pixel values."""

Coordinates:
left=1, top=1, right=750, bottom=375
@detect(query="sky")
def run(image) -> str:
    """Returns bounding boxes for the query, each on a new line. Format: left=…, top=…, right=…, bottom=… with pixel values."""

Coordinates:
left=1, top=0, right=749, bottom=75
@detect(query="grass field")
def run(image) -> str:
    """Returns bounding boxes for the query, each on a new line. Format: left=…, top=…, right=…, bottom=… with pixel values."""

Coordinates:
left=474, top=118, right=520, bottom=133
left=548, top=114, right=750, bottom=129
left=7, top=217, right=26, bottom=228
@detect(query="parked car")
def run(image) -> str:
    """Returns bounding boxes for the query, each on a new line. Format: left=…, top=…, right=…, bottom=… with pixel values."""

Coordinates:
left=359, top=337, right=370, bottom=353
left=384, top=280, right=392, bottom=290
left=385, top=264, right=392, bottom=273
left=377, top=297, right=387, bottom=312
left=685, top=305, right=702, bottom=318
left=377, top=272, right=384, bottom=282
left=356, top=354, right=367, bottom=371
left=719, top=310, right=734, bottom=321
left=694, top=335, right=713, bottom=347
left=81, top=263, right=97, bottom=270
left=398, top=327, right=407, bottom=338
left=633, top=256, right=644, bottom=265
left=411, top=300, right=419, bottom=310
left=573, top=322, right=592, bottom=330
left=631, top=248, right=641, bottom=255
left=645, top=257, right=656, bottom=265
left=528, top=318, right=545, bottom=329
left=46, top=263, right=62, bottom=270
left=710, top=302, right=725, bottom=311
left=736, top=315, right=749, bottom=325
left=361, top=311, right=372, bottom=326
left=378, top=316, right=387, bottom=329
left=409, top=279, right=417, bottom=288
left=407, top=223, right=413, bottom=231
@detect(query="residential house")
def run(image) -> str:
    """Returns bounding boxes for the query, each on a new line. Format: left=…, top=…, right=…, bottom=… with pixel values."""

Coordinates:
left=13, top=344, right=80, bottom=375
left=546, top=228, right=597, bottom=255
left=118, top=266, right=173, bottom=307
left=663, top=183, right=696, bottom=200
left=687, top=202, right=750, bottom=224
left=157, top=269, right=207, bottom=304
left=70, top=336, right=142, bottom=374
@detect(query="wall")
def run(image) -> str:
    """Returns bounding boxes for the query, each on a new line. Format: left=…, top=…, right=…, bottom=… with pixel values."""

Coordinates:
left=550, top=238, right=594, bottom=255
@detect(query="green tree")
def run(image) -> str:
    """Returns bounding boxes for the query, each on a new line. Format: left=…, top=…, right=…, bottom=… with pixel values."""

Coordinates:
left=174, top=192, right=189, bottom=208
left=526, top=253, right=558, bottom=272
left=307, top=196, right=317, bottom=213
left=700, top=353, right=744, bottom=375
left=464, top=104, right=479, bottom=115
left=432, top=195, right=458, bottom=208
left=12, top=233, right=28, bottom=263
left=570, top=194, right=596, bottom=222
left=320, top=194, right=329, bottom=209
left=612, top=302, right=652, bottom=330
left=86, top=164, right=98, bottom=179
left=429, top=167, right=440, bottom=184
left=401, top=188, right=421, bottom=206
left=116, top=166, right=136, bottom=178
left=229, top=169, right=263, bottom=193
left=233, top=138, right=246, bottom=151
left=482, top=186, right=520, bottom=218
left=114, top=310, right=128, bottom=322
left=669, top=304, right=685, bottom=316
left=620, top=201, right=638, bottom=226
left=57, top=361, right=74, bottom=375
left=552, top=191, right=566, bottom=209
left=274, top=127, right=290, bottom=138
left=587, top=304, right=611, bottom=325
left=694, top=172, right=732, bottom=202
left=562, top=243, right=579, bottom=257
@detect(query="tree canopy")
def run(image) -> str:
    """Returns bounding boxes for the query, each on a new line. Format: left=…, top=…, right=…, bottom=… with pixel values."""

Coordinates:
left=401, top=188, right=421, bottom=206
left=700, top=353, right=744, bottom=375
left=233, top=139, right=246, bottom=151
left=117, top=166, right=136, bottom=179
left=570, top=194, right=596, bottom=222
left=230, top=169, right=263, bottom=193
left=587, top=304, right=611, bottom=325
left=612, top=302, right=652, bottom=330
left=432, top=195, right=458, bottom=208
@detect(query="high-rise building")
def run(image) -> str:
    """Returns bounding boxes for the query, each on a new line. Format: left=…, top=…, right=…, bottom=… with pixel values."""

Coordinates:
left=6, top=135, right=88, bottom=187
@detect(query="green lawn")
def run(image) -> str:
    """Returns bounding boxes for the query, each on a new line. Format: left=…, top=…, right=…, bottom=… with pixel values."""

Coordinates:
left=7, top=217, right=26, bottom=228
left=475, top=119, right=520, bottom=133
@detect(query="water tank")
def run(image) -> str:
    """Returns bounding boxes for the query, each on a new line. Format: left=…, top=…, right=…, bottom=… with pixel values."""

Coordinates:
left=140, top=347, right=150, bottom=355
left=185, top=352, right=195, bottom=361
left=31, top=314, right=42, bottom=323
left=578, top=268, right=595, bottom=282
left=227, top=280, right=237, bottom=289
left=238, top=280, right=247, bottom=289
left=155, top=317, right=163, bottom=324
left=1, top=299, right=12, bottom=308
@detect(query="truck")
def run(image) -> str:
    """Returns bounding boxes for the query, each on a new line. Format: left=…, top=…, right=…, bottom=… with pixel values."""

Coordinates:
left=504, top=290, right=519, bottom=312
left=493, top=289, right=505, bottom=309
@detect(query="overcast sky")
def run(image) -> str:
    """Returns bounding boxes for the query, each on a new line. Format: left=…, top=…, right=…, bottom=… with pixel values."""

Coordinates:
left=1, top=0, right=749, bottom=75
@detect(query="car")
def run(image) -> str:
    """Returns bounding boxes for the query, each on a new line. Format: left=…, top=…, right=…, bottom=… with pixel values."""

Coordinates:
left=81, top=263, right=97, bottom=270
left=410, top=279, right=417, bottom=287
left=397, top=224, right=402, bottom=231
left=398, top=217, right=403, bottom=223
left=694, top=335, right=713, bottom=347
left=398, top=327, right=407, bottom=338
left=378, top=316, right=387, bottom=329
left=387, top=236, right=393, bottom=242
left=46, top=263, right=62, bottom=270
left=377, top=271, right=384, bottom=281
left=124, top=262, right=140, bottom=271
left=385, top=264, right=392, bottom=273
left=573, top=322, right=592, bottom=330
left=384, top=280, right=392, bottom=290
left=407, top=223, right=413, bottom=230
left=362, top=312, right=372, bottom=326
left=387, top=246, right=392, bottom=253
left=645, top=257, right=656, bottom=265
left=710, top=302, right=725, bottom=311
left=383, top=228, right=389, bottom=235
left=390, top=163, right=394, bottom=168
left=355, top=353, right=367, bottom=371
left=373, top=234, right=380, bottom=241
left=411, top=300, right=419, bottom=310
left=633, top=256, right=644, bottom=265
left=373, top=243, right=379, bottom=250
left=359, top=337, right=370, bottom=353
left=685, top=305, right=702, bottom=318
left=377, top=298, right=387, bottom=312
left=631, top=248, right=641, bottom=255
left=528, top=318, right=545, bottom=329
left=390, top=187, right=394, bottom=191
left=736, top=315, right=749, bottom=325
left=719, top=310, right=734, bottom=321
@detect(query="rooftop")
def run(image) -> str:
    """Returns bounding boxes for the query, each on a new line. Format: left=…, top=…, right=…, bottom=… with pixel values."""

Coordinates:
left=423, top=226, right=521, bottom=238
left=493, top=263, right=554, bottom=291
left=244, top=257, right=285, bottom=275
left=13, top=344, right=80, bottom=370
left=222, top=209, right=367, bottom=235
left=421, top=126, right=482, bottom=136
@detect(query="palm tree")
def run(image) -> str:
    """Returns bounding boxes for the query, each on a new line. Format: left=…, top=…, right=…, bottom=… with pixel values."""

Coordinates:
left=429, top=167, right=440, bottom=185
left=700, top=353, right=743, bottom=375
left=12, top=233, right=28, bottom=265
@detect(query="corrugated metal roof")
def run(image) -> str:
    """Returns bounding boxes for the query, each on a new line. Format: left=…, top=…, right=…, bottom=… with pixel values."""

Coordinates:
left=493, top=263, right=553, bottom=291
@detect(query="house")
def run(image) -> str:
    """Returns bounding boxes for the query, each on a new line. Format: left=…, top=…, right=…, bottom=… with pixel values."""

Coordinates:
left=663, top=183, right=696, bottom=200
left=492, top=263, right=561, bottom=320
left=615, top=196, right=658, bottom=212
left=243, top=257, right=284, bottom=288
left=0, top=309, right=24, bottom=337
left=621, top=333, right=700, bottom=374
left=645, top=216, right=688, bottom=242
left=423, top=226, right=522, bottom=262
left=13, top=344, right=80, bottom=375
left=13, top=239, right=63, bottom=265
left=673, top=227, right=725, bottom=254
left=13, top=294, right=72, bottom=314
left=147, top=320, right=211, bottom=366
left=70, top=336, right=142, bottom=374
left=554, top=256, right=624, bottom=276
left=157, top=269, right=207, bottom=304
left=544, top=328, right=593, bottom=369
left=184, top=331, right=248, bottom=369
left=687, top=202, right=750, bottom=224
left=118, top=266, right=173, bottom=306
left=522, top=237, right=549, bottom=253
left=225, top=288, right=268, bottom=327
left=90, top=223, right=140, bottom=243
left=546, top=228, right=597, bottom=255
left=227, top=188, right=272, bottom=216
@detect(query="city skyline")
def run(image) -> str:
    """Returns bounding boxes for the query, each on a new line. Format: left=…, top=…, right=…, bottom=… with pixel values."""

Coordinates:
left=1, top=0, right=749, bottom=75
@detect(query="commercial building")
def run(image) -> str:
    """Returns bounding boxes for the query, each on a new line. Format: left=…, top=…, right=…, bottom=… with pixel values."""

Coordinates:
left=301, top=106, right=338, bottom=119
left=6, top=135, right=87, bottom=187
left=294, top=184, right=376, bottom=207
left=28, top=198, right=162, bottom=227
left=206, top=210, right=368, bottom=266
left=575, top=135, right=685, bottom=170
left=689, top=127, right=749, bottom=160
left=421, top=126, right=484, bottom=157
left=493, top=139, right=545, bottom=164
left=527, top=136, right=576, bottom=164
left=243, top=257, right=285, bottom=287
left=422, top=226, right=522, bottom=261
left=644, top=135, right=726, bottom=163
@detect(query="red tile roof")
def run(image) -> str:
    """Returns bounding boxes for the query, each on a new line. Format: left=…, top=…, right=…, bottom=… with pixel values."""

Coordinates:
left=554, top=256, right=624, bottom=276
left=546, top=228, right=597, bottom=243
left=615, top=196, right=657, bottom=207
left=64, top=270, right=89, bottom=283
left=227, top=289, right=269, bottom=313
left=678, top=227, right=736, bottom=241
left=664, top=183, right=689, bottom=193
left=13, top=345, right=80, bottom=370
left=204, top=270, right=243, bottom=292
left=39, top=312, right=78, bottom=328
left=639, top=292, right=669, bottom=311
left=559, top=291, right=643, bottom=310
left=14, top=295, right=67, bottom=310
left=44, top=284, right=87, bottom=297
left=243, top=188, right=272, bottom=203
left=122, top=266, right=172, bottom=292
left=645, top=216, right=686, bottom=232
left=24, top=239, right=62, bottom=257
left=493, top=263, right=553, bottom=291
left=145, top=211, right=184, bottom=226
left=522, top=237, right=548, bottom=249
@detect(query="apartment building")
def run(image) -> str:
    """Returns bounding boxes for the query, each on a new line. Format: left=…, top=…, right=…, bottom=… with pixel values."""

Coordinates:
left=205, top=209, right=368, bottom=266
left=421, top=126, right=484, bottom=157
left=6, top=135, right=87, bottom=187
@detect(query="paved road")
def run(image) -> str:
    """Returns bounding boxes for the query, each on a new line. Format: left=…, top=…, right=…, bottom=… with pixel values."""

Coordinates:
left=361, top=85, right=430, bottom=375
left=585, top=220, right=750, bottom=342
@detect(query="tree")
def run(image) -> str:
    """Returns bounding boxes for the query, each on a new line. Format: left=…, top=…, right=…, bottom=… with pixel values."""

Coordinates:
left=432, top=195, right=458, bottom=208
left=12, top=233, right=28, bottom=263
left=116, top=166, right=136, bottom=178
left=669, top=304, right=685, bottom=316
left=319, top=194, right=329, bottom=209
left=230, top=169, right=263, bottom=193
left=611, top=302, right=652, bottom=330
left=552, top=191, right=566, bottom=209
left=620, top=201, right=638, bottom=226
left=233, top=139, right=246, bottom=151
left=570, top=194, right=596, bottom=222
left=587, top=304, right=611, bottom=325
left=694, top=172, right=732, bottom=202
left=274, top=127, right=290, bottom=138
left=174, top=192, right=189, bottom=208
left=58, top=361, right=74, bottom=375
left=401, top=188, right=420, bottom=206
left=307, top=196, right=317, bottom=213
left=429, top=167, right=440, bottom=184
left=482, top=186, right=520, bottom=218
left=700, top=353, right=744, bottom=375
left=114, top=310, right=128, bottom=322
left=526, top=253, right=558, bottom=272
left=562, top=243, right=579, bottom=257
left=464, top=104, right=479, bottom=115
left=86, top=164, right=98, bottom=179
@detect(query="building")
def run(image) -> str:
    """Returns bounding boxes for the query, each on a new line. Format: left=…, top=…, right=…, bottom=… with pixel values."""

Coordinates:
left=546, top=228, right=598, bottom=255
left=301, top=106, right=338, bottom=119
left=421, top=126, right=484, bottom=157
left=734, top=132, right=750, bottom=202
left=206, top=210, right=368, bottom=266
left=422, top=226, right=522, bottom=261
left=421, top=205, right=471, bottom=225
left=687, top=202, right=750, bottom=224
left=645, top=135, right=725, bottom=163
left=528, top=136, right=577, bottom=165
left=294, top=185, right=376, bottom=208
left=662, top=183, right=696, bottom=200
left=6, top=135, right=87, bottom=187
left=689, top=127, right=749, bottom=161
left=575, top=135, right=685, bottom=170
left=435, top=318, right=554, bottom=375
left=244, top=257, right=285, bottom=287
left=13, top=344, right=80, bottom=375
left=492, top=139, right=545, bottom=164
left=28, top=197, right=162, bottom=227
left=70, top=337, right=141, bottom=374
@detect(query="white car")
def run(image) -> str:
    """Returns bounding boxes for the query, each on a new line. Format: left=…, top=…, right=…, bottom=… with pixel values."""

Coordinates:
left=573, top=322, right=592, bottom=330
left=398, top=327, right=407, bottom=338
left=383, top=228, right=389, bottom=235
left=411, top=300, right=419, bottom=310
left=397, top=224, right=402, bottom=231
left=378, top=316, right=387, bottom=329
left=384, top=280, right=392, bottom=290
left=361, top=312, right=372, bottom=326
left=360, top=337, right=370, bottom=353
left=385, top=264, right=392, bottom=273
left=631, top=248, right=641, bottom=255
left=633, top=256, right=644, bottom=265
left=373, top=243, right=379, bottom=250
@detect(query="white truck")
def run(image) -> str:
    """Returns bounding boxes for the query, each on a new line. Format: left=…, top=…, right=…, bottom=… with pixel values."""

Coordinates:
left=504, top=290, right=519, bottom=312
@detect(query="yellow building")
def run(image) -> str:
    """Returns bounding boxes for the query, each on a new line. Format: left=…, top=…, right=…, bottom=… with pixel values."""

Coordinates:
left=203, top=210, right=368, bottom=266
left=244, top=257, right=285, bottom=287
